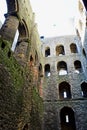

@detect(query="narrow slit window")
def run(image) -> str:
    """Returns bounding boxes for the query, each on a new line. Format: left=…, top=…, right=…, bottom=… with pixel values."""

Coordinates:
left=64, top=91, right=67, bottom=98
left=66, top=115, right=69, bottom=123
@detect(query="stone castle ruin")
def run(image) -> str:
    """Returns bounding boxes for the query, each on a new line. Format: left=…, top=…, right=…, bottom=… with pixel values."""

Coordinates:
left=0, top=0, right=87, bottom=130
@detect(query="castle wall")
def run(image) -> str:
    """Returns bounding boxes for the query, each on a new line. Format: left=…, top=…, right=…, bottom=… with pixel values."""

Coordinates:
left=41, top=35, right=87, bottom=130
left=0, top=0, right=43, bottom=130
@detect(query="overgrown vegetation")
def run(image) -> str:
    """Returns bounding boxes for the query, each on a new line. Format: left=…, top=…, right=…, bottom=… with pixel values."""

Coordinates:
left=0, top=38, right=43, bottom=130
left=0, top=38, right=24, bottom=91
left=30, top=87, right=43, bottom=130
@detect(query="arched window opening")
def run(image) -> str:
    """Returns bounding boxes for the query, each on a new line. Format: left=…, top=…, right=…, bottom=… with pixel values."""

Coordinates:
left=70, top=43, right=78, bottom=53
left=29, top=55, right=34, bottom=66
left=39, top=63, right=43, bottom=77
left=56, top=45, right=65, bottom=56
left=74, top=60, right=82, bottom=73
left=57, top=61, right=67, bottom=75
left=81, top=82, right=87, bottom=97
left=59, top=82, right=71, bottom=99
left=45, top=47, right=50, bottom=57
left=18, top=21, right=28, bottom=41
left=60, top=107, right=76, bottom=130
left=30, top=55, right=34, bottom=62
left=11, top=20, right=28, bottom=52
left=39, top=64, right=42, bottom=72
left=44, top=64, right=51, bottom=77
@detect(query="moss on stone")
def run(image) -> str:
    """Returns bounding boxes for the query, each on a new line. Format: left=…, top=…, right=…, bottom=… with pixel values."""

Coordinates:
left=30, top=87, right=43, bottom=130
left=0, top=39, right=24, bottom=91
left=0, top=38, right=43, bottom=130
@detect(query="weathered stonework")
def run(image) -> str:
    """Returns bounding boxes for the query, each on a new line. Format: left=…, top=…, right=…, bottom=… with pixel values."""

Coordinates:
left=0, top=0, right=87, bottom=130
left=0, top=0, right=43, bottom=130
left=41, top=35, right=87, bottom=130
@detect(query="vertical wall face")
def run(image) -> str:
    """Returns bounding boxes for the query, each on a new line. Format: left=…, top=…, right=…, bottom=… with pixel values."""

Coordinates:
left=75, top=0, right=87, bottom=56
left=41, top=35, right=87, bottom=130
left=75, top=0, right=86, bottom=43
left=0, top=16, right=19, bottom=42
left=0, top=0, right=42, bottom=66
left=0, top=0, right=43, bottom=130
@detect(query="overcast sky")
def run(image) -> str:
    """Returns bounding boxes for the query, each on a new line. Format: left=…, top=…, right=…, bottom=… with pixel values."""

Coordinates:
left=0, top=0, right=77, bottom=37
left=30, top=0, right=77, bottom=37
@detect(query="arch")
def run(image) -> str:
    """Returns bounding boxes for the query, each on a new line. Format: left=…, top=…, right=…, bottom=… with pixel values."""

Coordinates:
left=18, top=20, right=29, bottom=41
left=81, top=82, right=87, bottom=97
left=57, top=61, right=67, bottom=75
left=56, top=45, right=65, bottom=56
left=45, top=47, right=50, bottom=57
left=60, top=107, right=76, bottom=130
left=39, top=63, right=42, bottom=72
left=70, top=43, right=78, bottom=53
left=59, top=82, right=71, bottom=99
left=12, top=20, right=29, bottom=51
left=29, top=55, right=34, bottom=66
left=74, top=60, right=82, bottom=73
left=38, top=63, right=43, bottom=77
left=30, top=55, right=34, bottom=62
left=44, top=64, right=51, bottom=77
left=6, top=0, right=19, bottom=13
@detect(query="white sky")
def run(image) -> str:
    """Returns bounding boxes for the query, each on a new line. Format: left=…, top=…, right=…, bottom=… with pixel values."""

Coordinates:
left=0, top=0, right=77, bottom=37
left=30, top=0, right=77, bottom=37
left=0, top=0, right=7, bottom=22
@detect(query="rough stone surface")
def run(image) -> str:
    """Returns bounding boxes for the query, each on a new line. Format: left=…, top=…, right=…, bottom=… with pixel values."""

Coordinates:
left=0, top=0, right=87, bottom=130
left=41, top=35, right=87, bottom=130
left=0, top=0, right=43, bottom=130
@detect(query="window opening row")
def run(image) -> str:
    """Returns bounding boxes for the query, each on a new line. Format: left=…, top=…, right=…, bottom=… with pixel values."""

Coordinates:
left=58, top=81, right=87, bottom=99
left=44, top=60, right=82, bottom=77
left=45, top=43, right=78, bottom=57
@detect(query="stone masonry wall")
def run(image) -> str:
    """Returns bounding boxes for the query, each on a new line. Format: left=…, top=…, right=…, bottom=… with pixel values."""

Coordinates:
left=42, top=35, right=87, bottom=130
left=0, top=0, right=43, bottom=130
